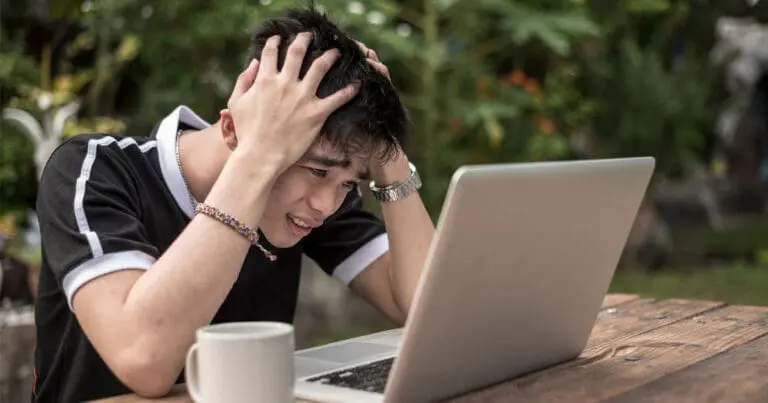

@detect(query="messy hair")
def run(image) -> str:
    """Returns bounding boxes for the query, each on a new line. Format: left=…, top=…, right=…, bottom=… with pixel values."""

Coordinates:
left=247, top=6, right=408, bottom=163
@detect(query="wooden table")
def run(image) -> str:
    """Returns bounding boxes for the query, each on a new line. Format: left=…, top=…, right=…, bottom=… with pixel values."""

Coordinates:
left=97, top=294, right=768, bottom=402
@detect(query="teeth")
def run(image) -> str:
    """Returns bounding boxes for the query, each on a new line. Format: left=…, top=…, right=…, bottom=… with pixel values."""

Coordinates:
left=290, top=216, right=311, bottom=229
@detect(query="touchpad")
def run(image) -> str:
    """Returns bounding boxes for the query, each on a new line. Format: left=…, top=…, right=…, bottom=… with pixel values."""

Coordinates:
left=296, top=342, right=396, bottom=364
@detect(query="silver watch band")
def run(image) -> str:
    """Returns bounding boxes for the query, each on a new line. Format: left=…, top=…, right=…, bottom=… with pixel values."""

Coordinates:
left=369, top=162, right=422, bottom=203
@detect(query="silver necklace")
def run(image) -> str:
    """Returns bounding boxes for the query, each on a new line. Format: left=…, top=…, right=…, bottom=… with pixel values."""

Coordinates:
left=175, top=129, right=277, bottom=261
left=175, top=129, right=197, bottom=209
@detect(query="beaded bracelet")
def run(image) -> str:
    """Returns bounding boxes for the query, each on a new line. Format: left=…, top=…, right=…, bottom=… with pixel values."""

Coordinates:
left=194, top=203, right=277, bottom=261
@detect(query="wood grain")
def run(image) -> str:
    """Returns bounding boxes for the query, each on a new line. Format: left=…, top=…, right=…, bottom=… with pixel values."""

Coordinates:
left=510, top=304, right=768, bottom=402
left=450, top=298, right=723, bottom=402
left=601, top=294, right=640, bottom=309
left=586, top=298, right=724, bottom=350
left=602, top=333, right=768, bottom=403
left=90, top=297, right=768, bottom=403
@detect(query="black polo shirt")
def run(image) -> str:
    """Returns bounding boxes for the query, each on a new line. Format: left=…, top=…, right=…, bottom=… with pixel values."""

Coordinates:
left=32, top=105, right=389, bottom=402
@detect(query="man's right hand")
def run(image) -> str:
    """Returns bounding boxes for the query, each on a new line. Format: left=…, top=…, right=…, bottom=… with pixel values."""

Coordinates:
left=227, top=32, right=359, bottom=174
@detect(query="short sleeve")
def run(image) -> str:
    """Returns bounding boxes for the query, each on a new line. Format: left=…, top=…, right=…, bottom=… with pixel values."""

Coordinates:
left=302, top=189, right=389, bottom=284
left=36, top=135, right=159, bottom=310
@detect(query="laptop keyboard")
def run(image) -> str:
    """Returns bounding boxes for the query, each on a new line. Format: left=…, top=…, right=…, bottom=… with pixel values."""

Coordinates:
left=305, top=357, right=395, bottom=393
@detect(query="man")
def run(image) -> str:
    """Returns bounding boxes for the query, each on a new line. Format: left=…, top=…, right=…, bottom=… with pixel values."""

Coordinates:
left=32, top=7, right=435, bottom=402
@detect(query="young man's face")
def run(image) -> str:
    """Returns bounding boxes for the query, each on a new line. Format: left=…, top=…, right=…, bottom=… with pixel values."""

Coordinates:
left=258, top=141, right=371, bottom=248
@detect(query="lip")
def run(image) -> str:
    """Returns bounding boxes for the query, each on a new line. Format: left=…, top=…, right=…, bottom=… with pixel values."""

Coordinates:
left=286, top=214, right=316, bottom=237
left=287, top=214, right=321, bottom=228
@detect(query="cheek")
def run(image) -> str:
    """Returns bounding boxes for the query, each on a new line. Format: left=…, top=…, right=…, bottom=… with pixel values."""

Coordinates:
left=266, top=171, right=309, bottom=209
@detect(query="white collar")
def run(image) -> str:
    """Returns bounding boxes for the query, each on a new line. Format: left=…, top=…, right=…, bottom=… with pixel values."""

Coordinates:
left=155, top=105, right=211, bottom=218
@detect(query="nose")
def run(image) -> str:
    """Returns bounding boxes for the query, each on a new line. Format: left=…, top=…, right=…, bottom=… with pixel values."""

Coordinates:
left=307, top=185, right=342, bottom=219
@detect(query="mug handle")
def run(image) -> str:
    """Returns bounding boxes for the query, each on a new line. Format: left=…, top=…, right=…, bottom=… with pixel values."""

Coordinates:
left=185, top=343, right=202, bottom=402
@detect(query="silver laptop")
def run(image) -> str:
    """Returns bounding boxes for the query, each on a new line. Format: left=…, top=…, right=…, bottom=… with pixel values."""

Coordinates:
left=293, top=157, right=655, bottom=403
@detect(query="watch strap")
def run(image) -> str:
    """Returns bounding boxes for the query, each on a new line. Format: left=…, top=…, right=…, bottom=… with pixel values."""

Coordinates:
left=369, top=162, right=422, bottom=203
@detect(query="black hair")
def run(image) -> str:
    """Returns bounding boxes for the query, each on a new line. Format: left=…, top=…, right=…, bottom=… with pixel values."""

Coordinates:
left=247, top=6, right=408, bottom=163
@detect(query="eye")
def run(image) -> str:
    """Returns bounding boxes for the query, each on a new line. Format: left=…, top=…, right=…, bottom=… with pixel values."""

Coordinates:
left=307, top=168, right=327, bottom=178
left=343, top=182, right=357, bottom=191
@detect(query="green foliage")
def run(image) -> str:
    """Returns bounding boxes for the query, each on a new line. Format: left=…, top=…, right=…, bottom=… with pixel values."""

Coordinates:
left=362, top=0, right=600, bottom=212
left=0, top=36, right=39, bottom=92
left=580, top=39, right=720, bottom=177
left=0, top=0, right=733, bottom=219
left=674, top=218, right=768, bottom=263
left=610, top=265, right=768, bottom=307
left=0, top=124, right=36, bottom=217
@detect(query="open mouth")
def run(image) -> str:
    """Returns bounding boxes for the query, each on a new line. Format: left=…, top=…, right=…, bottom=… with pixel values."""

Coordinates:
left=287, top=214, right=313, bottom=236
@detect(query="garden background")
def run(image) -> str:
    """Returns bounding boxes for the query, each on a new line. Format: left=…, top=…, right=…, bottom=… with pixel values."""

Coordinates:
left=2, top=1, right=768, bottom=400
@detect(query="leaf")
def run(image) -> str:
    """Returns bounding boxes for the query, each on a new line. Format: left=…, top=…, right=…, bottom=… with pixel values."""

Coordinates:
left=67, top=32, right=96, bottom=57
left=458, top=101, right=521, bottom=126
left=116, top=35, right=141, bottom=63
left=532, top=29, right=571, bottom=55
left=72, top=70, right=95, bottom=92
left=496, top=5, right=599, bottom=55
left=479, top=106, right=504, bottom=149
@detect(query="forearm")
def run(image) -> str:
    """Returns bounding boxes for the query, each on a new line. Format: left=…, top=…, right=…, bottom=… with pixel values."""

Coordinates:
left=376, top=157, right=435, bottom=320
left=120, top=151, right=281, bottom=392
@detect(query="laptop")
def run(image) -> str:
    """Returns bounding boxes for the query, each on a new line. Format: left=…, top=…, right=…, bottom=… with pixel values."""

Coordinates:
left=293, top=157, right=655, bottom=403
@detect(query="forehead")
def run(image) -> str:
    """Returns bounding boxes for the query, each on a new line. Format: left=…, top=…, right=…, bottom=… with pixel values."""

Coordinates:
left=306, top=141, right=371, bottom=167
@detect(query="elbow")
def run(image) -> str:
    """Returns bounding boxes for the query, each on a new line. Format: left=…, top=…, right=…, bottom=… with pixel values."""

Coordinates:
left=395, top=311, right=408, bottom=328
left=394, top=294, right=411, bottom=327
left=113, top=347, right=178, bottom=398
left=390, top=303, right=409, bottom=327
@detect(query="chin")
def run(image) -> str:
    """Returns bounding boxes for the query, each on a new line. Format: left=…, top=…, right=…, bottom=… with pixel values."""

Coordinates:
left=260, top=228, right=303, bottom=249
left=271, top=238, right=301, bottom=249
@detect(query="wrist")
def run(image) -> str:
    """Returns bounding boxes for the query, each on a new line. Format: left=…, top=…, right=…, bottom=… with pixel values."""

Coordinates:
left=372, top=154, right=412, bottom=187
left=204, top=150, right=281, bottom=228
left=369, top=157, right=422, bottom=203
left=227, top=146, right=285, bottom=182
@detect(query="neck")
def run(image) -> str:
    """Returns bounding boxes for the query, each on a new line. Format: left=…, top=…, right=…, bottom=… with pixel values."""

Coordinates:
left=178, top=123, right=228, bottom=204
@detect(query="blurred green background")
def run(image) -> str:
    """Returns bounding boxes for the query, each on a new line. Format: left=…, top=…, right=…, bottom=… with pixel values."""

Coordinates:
left=3, top=0, right=768, bottom=311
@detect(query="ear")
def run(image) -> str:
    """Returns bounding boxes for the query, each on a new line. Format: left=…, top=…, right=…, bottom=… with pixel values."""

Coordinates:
left=219, top=109, right=238, bottom=150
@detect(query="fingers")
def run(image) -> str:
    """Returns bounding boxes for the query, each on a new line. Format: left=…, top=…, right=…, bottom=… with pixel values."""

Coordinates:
left=259, top=35, right=281, bottom=78
left=355, top=40, right=378, bottom=61
left=301, top=48, right=340, bottom=93
left=366, top=59, right=390, bottom=81
left=281, top=32, right=312, bottom=80
left=228, top=59, right=260, bottom=109
left=356, top=40, right=389, bottom=81
left=318, top=82, right=360, bottom=113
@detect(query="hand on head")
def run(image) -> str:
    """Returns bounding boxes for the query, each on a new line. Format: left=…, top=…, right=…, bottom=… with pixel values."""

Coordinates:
left=355, top=40, right=391, bottom=82
left=221, top=32, right=360, bottom=174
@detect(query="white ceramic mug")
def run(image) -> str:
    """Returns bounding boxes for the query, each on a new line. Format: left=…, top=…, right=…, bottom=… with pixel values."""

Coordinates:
left=185, top=321, right=295, bottom=403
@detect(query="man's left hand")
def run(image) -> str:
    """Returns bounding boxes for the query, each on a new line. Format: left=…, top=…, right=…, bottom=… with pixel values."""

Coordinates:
left=354, top=41, right=408, bottom=183
left=356, top=40, right=391, bottom=82
left=354, top=41, right=409, bottom=184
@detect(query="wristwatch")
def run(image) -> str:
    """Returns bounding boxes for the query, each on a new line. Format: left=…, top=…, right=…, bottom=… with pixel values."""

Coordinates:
left=369, top=162, right=422, bottom=203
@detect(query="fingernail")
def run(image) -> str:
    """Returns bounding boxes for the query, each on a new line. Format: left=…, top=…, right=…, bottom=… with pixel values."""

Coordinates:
left=249, top=59, right=257, bottom=68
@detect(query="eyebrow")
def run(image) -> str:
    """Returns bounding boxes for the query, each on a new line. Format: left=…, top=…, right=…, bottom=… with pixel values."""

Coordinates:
left=304, top=153, right=370, bottom=181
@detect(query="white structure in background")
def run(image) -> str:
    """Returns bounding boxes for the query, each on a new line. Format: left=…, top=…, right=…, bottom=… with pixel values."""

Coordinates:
left=710, top=17, right=768, bottom=146
left=1, top=92, right=80, bottom=179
